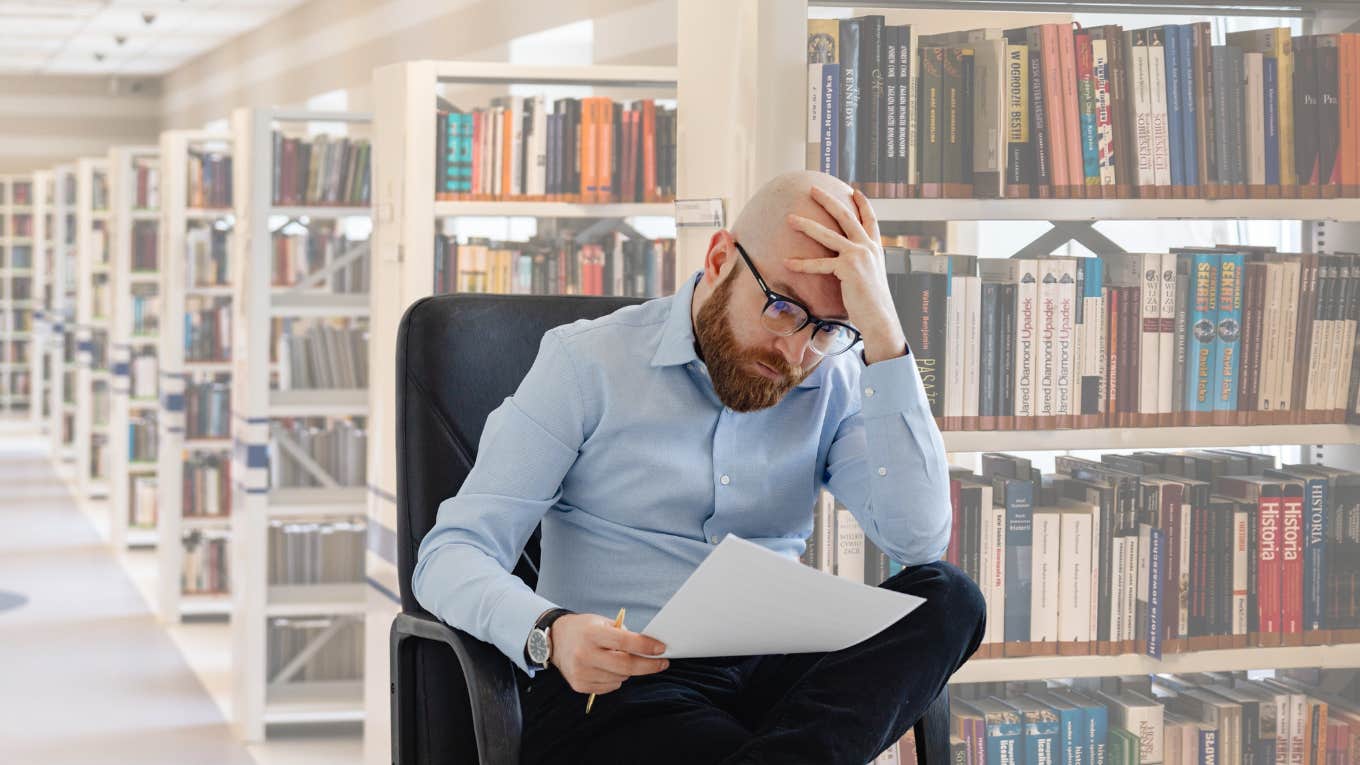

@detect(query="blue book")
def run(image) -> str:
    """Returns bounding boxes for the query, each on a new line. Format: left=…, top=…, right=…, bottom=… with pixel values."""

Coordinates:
left=1184, top=252, right=1219, bottom=418
left=1027, top=691, right=1086, bottom=765
left=995, top=474, right=1034, bottom=645
left=1263, top=57, right=1280, bottom=187
left=819, top=64, right=840, bottom=177
left=1053, top=690, right=1108, bottom=765
left=973, top=698, right=1023, bottom=765
left=1146, top=525, right=1165, bottom=658
left=1212, top=252, right=1245, bottom=416
left=1164, top=26, right=1185, bottom=192
left=1006, top=696, right=1060, bottom=765
left=1199, top=726, right=1218, bottom=764
left=1178, top=24, right=1199, bottom=190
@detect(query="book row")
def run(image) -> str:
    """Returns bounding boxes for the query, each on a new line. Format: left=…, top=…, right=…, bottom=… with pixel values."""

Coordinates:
left=129, top=475, right=156, bottom=530
left=128, top=414, right=156, bottom=463
left=183, top=454, right=229, bottom=519
left=947, top=669, right=1352, bottom=765
left=809, top=18, right=1360, bottom=201
left=187, top=150, right=232, bottom=210
left=436, top=96, right=676, bottom=203
left=184, top=301, right=230, bottom=363
left=266, top=616, right=362, bottom=684
left=271, top=225, right=369, bottom=294
left=181, top=528, right=228, bottom=595
left=6, top=181, right=32, bottom=206
left=128, top=353, right=156, bottom=399
left=270, top=417, right=366, bottom=489
left=266, top=519, right=366, bottom=587
left=133, top=159, right=160, bottom=211
left=433, top=232, right=677, bottom=298
left=131, top=221, right=158, bottom=272
left=275, top=322, right=368, bottom=391
left=186, top=226, right=231, bottom=287
left=885, top=247, right=1360, bottom=433
left=1, top=245, right=34, bottom=269
left=270, top=131, right=371, bottom=207
left=130, top=292, right=160, bottom=337
left=184, top=380, right=229, bottom=439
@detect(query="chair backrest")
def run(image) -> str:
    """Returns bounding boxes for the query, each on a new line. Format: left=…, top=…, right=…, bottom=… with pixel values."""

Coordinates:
left=395, top=292, right=645, bottom=613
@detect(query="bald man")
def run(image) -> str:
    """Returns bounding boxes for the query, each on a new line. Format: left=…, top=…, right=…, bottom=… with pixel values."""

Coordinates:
left=413, top=171, right=984, bottom=764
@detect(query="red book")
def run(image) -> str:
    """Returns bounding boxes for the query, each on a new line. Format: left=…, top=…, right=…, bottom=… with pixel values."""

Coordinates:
left=1280, top=480, right=1305, bottom=645
left=471, top=111, right=483, bottom=199
left=947, top=478, right=962, bottom=567
left=1257, top=486, right=1284, bottom=645
left=641, top=99, right=658, bottom=203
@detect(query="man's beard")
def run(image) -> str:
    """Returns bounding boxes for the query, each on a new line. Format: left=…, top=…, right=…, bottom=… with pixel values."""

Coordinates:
left=693, top=268, right=812, bottom=412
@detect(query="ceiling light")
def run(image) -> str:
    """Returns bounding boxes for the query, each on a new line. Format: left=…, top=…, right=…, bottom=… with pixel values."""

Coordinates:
left=114, top=35, right=126, bottom=46
left=141, top=11, right=155, bottom=24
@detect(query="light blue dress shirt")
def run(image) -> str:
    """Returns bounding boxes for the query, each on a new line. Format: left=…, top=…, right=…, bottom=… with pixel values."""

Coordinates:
left=413, top=270, right=951, bottom=675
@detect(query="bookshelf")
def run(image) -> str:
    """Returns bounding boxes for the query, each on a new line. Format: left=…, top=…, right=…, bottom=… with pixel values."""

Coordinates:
left=228, top=106, right=373, bottom=740
left=74, top=157, right=112, bottom=504
left=108, top=145, right=161, bottom=550
left=48, top=164, right=77, bottom=467
left=156, top=129, right=234, bottom=621
left=30, top=170, right=52, bottom=434
left=0, top=174, right=34, bottom=418
left=364, top=59, right=678, bottom=757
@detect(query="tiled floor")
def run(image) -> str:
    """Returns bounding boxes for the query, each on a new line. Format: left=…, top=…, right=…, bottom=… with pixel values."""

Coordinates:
left=0, top=431, right=364, bottom=765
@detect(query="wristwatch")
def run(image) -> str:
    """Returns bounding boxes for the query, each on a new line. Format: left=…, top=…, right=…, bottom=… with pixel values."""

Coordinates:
left=525, top=608, right=574, bottom=670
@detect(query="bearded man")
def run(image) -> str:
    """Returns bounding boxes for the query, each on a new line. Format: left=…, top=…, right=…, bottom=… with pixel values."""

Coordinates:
left=414, top=170, right=984, bottom=764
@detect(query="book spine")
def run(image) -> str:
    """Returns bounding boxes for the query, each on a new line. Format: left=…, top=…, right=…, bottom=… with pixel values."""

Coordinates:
left=920, top=47, right=943, bottom=198
left=1186, top=254, right=1218, bottom=425
left=1211, top=253, right=1245, bottom=424
left=839, top=19, right=862, bottom=187
left=1165, top=26, right=1186, bottom=196
left=1139, top=255, right=1160, bottom=427
left=1318, top=37, right=1342, bottom=197
left=1059, top=24, right=1083, bottom=196
left=1007, top=43, right=1033, bottom=198
left=942, top=47, right=967, bottom=198
left=1159, top=252, right=1177, bottom=425
left=903, top=27, right=918, bottom=198
left=1015, top=259, right=1038, bottom=429
left=1003, top=478, right=1035, bottom=654
left=1038, top=260, right=1060, bottom=429
left=1147, top=524, right=1165, bottom=657
left=1179, top=24, right=1200, bottom=196
left=1030, top=41, right=1054, bottom=197
left=980, top=282, right=1000, bottom=430
left=821, top=65, right=841, bottom=176
left=860, top=15, right=885, bottom=196
left=1148, top=28, right=1173, bottom=197
left=1265, top=56, right=1282, bottom=194
left=1129, top=30, right=1156, bottom=195
left=1194, top=23, right=1216, bottom=197
left=1042, top=25, right=1069, bottom=197
left=1092, top=36, right=1117, bottom=195
left=1281, top=483, right=1305, bottom=644
left=1076, top=31, right=1101, bottom=196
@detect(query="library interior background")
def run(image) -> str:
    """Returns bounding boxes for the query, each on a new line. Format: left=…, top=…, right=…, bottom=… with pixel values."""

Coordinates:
left=2, top=0, right=1360, bottom=763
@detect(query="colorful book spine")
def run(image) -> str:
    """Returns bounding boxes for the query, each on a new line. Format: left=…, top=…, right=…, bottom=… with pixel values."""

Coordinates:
left=1178, top=24, right=1200, bottom=193
left=1212, top=252, right=1245, bottom=422
left=1185, top=253, right=1219, bottom=423
left=820, top=64, right=841, bottom=176
left=1164, top=26, right=1186, bottom=194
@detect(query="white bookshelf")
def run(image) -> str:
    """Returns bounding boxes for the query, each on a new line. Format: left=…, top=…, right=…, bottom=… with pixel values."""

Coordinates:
left=364, top=59, right=679, bottom=758
left=107, top=145, right=160, bottom=551
left=229, top=106, right=373, bottom=741
left=73, top=157, right=112, bottom=503
left=156, top=130, right=234, bottom=621
left=29, top=170, right=52, bottom=434
left=50, top=164, right=77, bottom=467
left=0, top=174, right=35, bottom=417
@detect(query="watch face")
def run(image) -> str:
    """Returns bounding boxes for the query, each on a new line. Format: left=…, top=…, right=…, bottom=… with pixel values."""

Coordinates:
left=527, top=629, right=549, bottom=664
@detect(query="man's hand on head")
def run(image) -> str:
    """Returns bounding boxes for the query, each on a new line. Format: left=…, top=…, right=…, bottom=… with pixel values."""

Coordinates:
left=782, top=186, right=907, bottom=365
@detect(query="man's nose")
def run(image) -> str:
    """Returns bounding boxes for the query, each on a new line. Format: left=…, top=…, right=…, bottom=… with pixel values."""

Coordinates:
left=773, top=329, right=815, bottom=370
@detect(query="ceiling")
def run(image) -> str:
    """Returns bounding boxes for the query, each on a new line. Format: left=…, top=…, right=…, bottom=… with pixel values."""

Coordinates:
left=0, top=0, right=310, bottom=76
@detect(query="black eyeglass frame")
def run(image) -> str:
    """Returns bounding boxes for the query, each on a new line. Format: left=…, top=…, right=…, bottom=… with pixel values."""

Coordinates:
left=732, top=241, right=862, bottom=356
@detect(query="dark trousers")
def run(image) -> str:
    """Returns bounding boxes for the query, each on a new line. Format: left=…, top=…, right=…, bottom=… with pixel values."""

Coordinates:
left=517, top=560, right=986, bottom=765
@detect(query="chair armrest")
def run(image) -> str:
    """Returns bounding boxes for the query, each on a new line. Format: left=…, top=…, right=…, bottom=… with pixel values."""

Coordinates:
left=913, top=686, right=951, bottom=765
left=391, top=612, right=523, bottom=765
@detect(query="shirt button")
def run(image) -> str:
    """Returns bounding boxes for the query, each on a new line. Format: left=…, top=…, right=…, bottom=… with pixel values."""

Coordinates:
left=710, top=535, right=719, bottom=544
left=877, top=466, right=888, bottom=477
left=864, top=386, right=876, bottom=397
left=720, top=474, right=731, bottom=485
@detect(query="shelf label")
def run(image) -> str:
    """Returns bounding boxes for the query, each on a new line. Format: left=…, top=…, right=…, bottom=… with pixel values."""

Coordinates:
left=675, top=198, right=726, bottom=229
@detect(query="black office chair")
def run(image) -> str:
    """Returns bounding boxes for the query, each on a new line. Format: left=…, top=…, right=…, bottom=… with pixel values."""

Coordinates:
left=390, top=292, right=952, bottom=765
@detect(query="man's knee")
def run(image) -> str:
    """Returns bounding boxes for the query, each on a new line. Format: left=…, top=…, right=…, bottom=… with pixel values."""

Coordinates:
left=886, top=560, right=986, bottom=649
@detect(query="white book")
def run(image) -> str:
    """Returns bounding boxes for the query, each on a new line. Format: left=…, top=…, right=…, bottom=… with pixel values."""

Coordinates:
left=807, top=64, right=824, bottom=171
left=1051, top=258, right=1077, bottom=425
left=1014, top=259, right=1039, bottom=424
left=529, top=95, right=548, bottom=197
left=1128, top=31, right=1156, bottom=188
left=904, top=26, right=918, bottom=190
left=817, top=489, right=836, bottom=575
left=1233, top=505, right=1249, bottom=638
left=1177, top=498, right=1192, bottom=642
left=1086, top=264, right=1108, bottom=422
left=1245, top=52, right=1267, bottom=187
left=1334, top=271, right=1358, bottom=412
left=946, top=274, right=965, bottom=427
left=1031, top=506, right=1061, bottom=646
left=1092, top=37, right=1117, bottom=188
left=1057, top=499, right=1096, bottom=645
left=1107, top=691, right=1166, bottom=764
left=1136, top=522, right=1151, bottom=647
left=834, top=503, right=864, bottom=584
left=1147, top=32, right=1172, bottom=189
left=1325, top=264, right=1349, bottom=412
left=1158, top=252, right=1177, bottom=422
left=1111, top=535, right=1128, bottom=644
left=963, top=275, right=981, bottom=426
left=1037, top=259, right=1060, bottom=425
left=1135, top=253, right=1160, bottom=424
left=1260, top=260, right=1283, bottom=414
left=1277, top=258, right=1301, bottom=413
left=978, top=482, right=1003, bottom=651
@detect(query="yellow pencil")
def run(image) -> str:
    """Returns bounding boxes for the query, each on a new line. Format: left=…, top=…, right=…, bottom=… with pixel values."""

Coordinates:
left=585, top=607, right=626, bottom=715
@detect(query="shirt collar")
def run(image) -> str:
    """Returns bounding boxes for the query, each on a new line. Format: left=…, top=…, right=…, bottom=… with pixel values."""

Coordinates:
left=650, top=269, right=824, bottom=390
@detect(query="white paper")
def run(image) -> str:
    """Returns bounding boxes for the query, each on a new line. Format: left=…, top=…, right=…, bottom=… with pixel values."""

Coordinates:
left=639, top=535, right=925, bottom=659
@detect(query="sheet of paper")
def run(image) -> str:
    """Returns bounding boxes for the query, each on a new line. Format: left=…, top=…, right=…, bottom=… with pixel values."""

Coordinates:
left=639, top=535, right=925, bottom=659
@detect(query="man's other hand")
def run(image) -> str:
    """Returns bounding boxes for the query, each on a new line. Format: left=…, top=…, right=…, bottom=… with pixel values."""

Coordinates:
left=549, top=613, right=670, bottom=695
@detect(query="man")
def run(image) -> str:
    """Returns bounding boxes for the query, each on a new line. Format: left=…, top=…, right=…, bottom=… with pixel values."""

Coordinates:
left=414, top=170, right=984, bottom=764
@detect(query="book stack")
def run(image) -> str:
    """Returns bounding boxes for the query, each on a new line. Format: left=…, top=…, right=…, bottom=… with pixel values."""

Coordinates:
left=183, top=298, right=230, bottom=362
left=134, top=158, right=159, bottom=210
left=128, top=413, right=156, bottom=462
left=184, top=380, right=229, bottom=439
left=270, top=131, right=371, bottom=207
left=266, top=616, right=363, bottom=683
left=187, top=149, right=231, bottom=209
left=808, top=19, right=1360, bottom=201
left=271, top=223, right=369, bottom=294
left=274, top=321, right=367, bottom=391
left=12, top=180, right=31, bottom=206
left=186, top=226, right=230, bottom=286
left=435, top=97, right=677, bottom=203
left=269, top=418, right=366, bottom=488
left=181, top=528, right=228, bottom=594
left=266, top=519, right=366, bottom=586
left=183, top=453, right=229, bottom=518
left=130, top=476, right=156, bottom=529
left=131, top=221, right=157, bottom=271
left=434, top=231, right=677, bottom=297
left=131, top=289, right=160, bottom=336
left=883, top=247, right=1360, bottom=433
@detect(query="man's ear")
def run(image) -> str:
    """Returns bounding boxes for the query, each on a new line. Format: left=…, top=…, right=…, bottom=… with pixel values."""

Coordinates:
left=703, top=230, right=735, bottom=285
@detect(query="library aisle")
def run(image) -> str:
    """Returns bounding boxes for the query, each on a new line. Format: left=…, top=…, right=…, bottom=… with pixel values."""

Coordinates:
left=0, top=432, right=359, bottom=765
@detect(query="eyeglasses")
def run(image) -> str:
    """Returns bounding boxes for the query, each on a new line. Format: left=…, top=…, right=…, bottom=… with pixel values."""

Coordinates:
left=732, top=241, right=861, bottom=357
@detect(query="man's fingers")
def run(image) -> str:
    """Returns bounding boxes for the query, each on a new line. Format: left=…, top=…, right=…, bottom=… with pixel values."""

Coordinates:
left=808, top=184, right=870, bottom=244
left=851, top=188, right=881, bottom=242
left=597, top=625, right=666, bottom=657
left=783, top=257, right=840, bottom=276
left=786, top=214, right=853, bottom=253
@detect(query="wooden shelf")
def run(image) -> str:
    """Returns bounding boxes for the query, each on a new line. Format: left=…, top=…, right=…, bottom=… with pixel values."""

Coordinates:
left=868, top=197, right=1360, bottom=222
left=270, top=205, right=370, bottom=219
left=182, top=437, right=231, bottom=450
left=184, top=208, right=233, bottom=220
left=269, top=388, right=367, bottom=417
left=432, top=200, right=674, bottom=219
left=130, top=210, right=158, bottom=221
left=263, top=681, right=364, bottom=725
left=953, top=643, right=1360, bottom=684
left=126, top=528, right=157, bottom=548
left=182, top=514, right=230, bottom=530
left=185, top=285, right=232, bottom=297
left=179, top=593, right=231, bottom=617
left=265, top=583, right=367, bottom=616
left=267, top=486, right=367, bottom=518
left=941, top=424, right=1360, bottom=452
left=127, top=461, right=156, bottom=474
left=432, top=61, right=676, bottom=87
left=268, top=291, right=369, bottom=317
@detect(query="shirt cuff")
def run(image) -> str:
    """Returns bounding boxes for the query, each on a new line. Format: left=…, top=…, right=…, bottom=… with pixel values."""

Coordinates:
left=491, top=587, right=561, bottom=676
left=858, top=343, right=930, bottom=420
